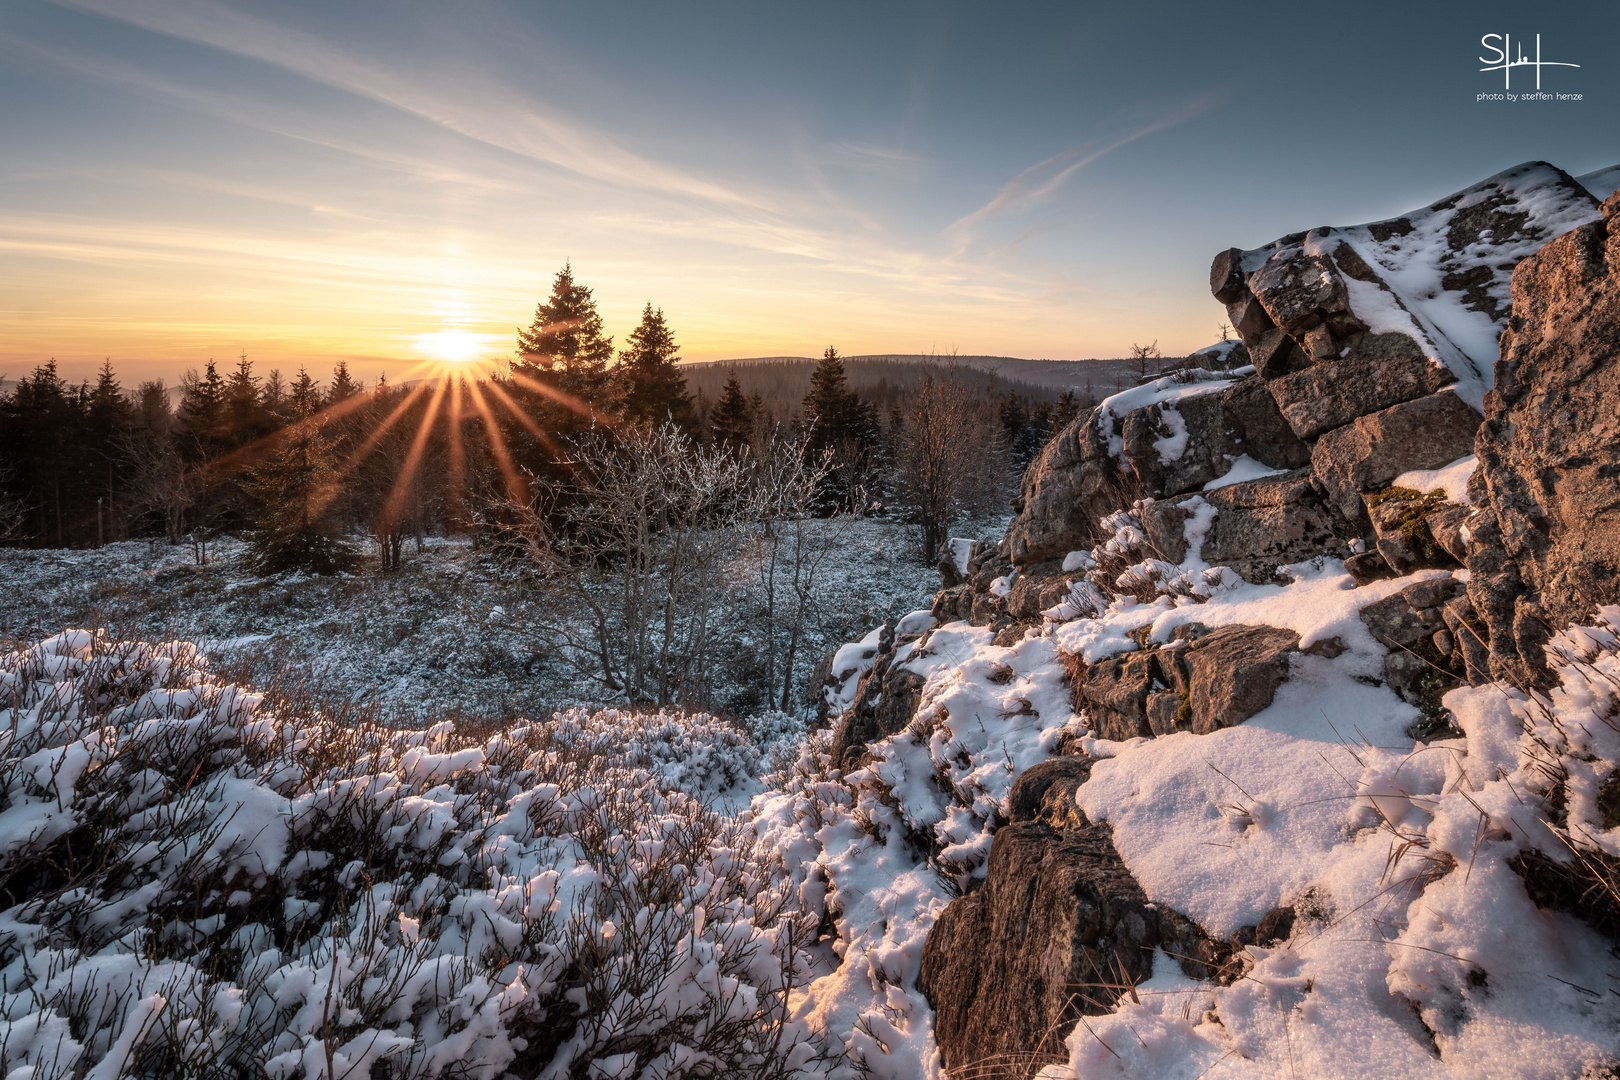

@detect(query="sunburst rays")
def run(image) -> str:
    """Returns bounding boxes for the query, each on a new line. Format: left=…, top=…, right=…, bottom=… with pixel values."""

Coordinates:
left=159, top=355, right=601, bottom=550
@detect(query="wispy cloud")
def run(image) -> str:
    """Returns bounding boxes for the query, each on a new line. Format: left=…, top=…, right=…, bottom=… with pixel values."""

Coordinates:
left=947, top=93, right=1220, bottom=249
left=32, top=0, right=975, bottom=288
left=49, top=0, right=762, bottom=209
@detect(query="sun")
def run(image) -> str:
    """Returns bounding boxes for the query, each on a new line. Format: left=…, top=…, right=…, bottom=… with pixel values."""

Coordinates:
left=417, top=329, right=482, bottom=362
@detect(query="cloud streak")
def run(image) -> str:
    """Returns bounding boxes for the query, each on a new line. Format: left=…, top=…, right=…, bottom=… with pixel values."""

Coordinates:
left=49, top=0, right=762, bottom=209
left=947, top=93, right=1220, bottom=248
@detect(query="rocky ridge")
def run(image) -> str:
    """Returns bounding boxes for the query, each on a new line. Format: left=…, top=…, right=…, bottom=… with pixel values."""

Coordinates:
left=801, top=160, right=1620, bottom=1079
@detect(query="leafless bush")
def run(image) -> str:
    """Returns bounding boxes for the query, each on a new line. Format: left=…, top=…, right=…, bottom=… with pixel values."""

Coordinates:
left=0, top=626, right=833, bottom=1079
left=893, top=365, right=1011, bottom=565
left=503, top=423, right=763, bottom=707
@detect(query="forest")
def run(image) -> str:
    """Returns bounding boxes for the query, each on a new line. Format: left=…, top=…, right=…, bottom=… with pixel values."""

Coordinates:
left=0, top=267, right=1111, bottom=558
left=0, top=266, right=1137, bottom=714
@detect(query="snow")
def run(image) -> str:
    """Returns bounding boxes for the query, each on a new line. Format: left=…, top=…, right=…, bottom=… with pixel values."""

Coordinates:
left=1061, top=550, right=1094, bottom=572
left=1096, top=371, right=1241, bottom=459
left=0, top=517, right=972, bottom=721
left=1190, top=340, right=1246, bottom=367
left=1575, top=163, right=1620, bottom=199
left=1203, top=454, right=1286, bottom=490
left=6, top=483, right=1619, bottom=1077
left=1034, top=608, right=1620, bottom=1080
left=1394, top=454, right=1478, bottom=506
left=1242, top=162, right=1603, bottom=413
left=1152, top=406, right=1190, bottom=463
left=788, top=494, right=1620, bottom=1077
left=1078, top=654, right=1418, bottom=935
left=0, top=628, right=845, bottom=1079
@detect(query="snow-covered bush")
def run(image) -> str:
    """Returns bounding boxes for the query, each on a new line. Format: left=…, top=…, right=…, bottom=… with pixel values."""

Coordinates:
left=0, top=629, right=829, bottom=1079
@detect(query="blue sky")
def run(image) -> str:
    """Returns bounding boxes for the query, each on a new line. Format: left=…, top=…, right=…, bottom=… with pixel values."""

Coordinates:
left=2, top=0, right=1615, bottom=383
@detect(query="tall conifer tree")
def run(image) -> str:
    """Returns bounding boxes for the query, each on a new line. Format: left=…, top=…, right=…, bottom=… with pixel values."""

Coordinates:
left=709, top=373, right=754, bottom=447
left=514, top=263, right=615, bottom=406
left=241, top=406, right=357, bottom=574
left=177, top=361, right=227, bottom=459
left=801, top=347, right=878, bottom=513
left=328, top=361, right=360, bottom=406
left=616, top=304, right=693, bottom=428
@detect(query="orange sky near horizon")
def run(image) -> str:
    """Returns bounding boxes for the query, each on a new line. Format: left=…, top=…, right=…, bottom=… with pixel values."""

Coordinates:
left=5, top=2, right=1612, bottom=391
left=2, top=220, right=1219, bottom=388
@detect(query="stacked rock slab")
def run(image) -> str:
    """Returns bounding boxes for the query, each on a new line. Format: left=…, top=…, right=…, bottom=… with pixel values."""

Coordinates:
left=1469, top=188, right=1620, bottom=686
left=1075, top=624, right=1302, bottom=741
left=1005, top=372, right=1310, bottom=568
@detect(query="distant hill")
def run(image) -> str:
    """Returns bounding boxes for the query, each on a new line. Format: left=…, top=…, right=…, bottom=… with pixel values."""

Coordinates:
left=687, top=353, right=1142, bottom=391
left=680, top=354, right=1149, bottom=420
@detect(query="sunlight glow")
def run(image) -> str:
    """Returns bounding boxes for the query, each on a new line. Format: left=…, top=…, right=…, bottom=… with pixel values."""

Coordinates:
left=416, top=330, right=484, bottom=361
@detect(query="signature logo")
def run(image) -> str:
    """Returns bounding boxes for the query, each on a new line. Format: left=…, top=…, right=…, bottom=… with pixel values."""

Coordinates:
left=1479, top=34, right=1579, bottom=90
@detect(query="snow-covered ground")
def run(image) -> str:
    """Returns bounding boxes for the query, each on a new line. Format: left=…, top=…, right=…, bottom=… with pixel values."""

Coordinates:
left=0, top=517, right=991, bottom=722
left=2, top=503, right=1616, bottom=1078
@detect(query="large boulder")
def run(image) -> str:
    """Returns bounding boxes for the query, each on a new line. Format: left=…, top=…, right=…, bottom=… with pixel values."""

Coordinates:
left=1007, top=375, right=1310, bottom=567
left=1358, top=577, right=1467, bottom=708
left=1141, top=469, right=1359, bottom=585
left=1005, top=409, right=1125, bottom=565
left=1072, top=625, right=1300, bottom=739
left=1074, top=652, right=1160, bottom=742
left=1267, top=355, right=1455, bottom=441
left=1470, top=189, right=1620, bottom=685
left=918, top=760, right=1217, bottom=1078
left=1179, top=625, right=1301, bottom=733
left=1311, top=392, right=1482, bottom=527
left=829, top=624, right=926, bottom=770
left=1119, top=391, right=1239, bottom=496
left=1222, top=375, right=1312, bottom=469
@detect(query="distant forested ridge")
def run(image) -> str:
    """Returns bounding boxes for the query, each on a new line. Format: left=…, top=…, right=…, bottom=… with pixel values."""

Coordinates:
left=679, top=353, right=1139, bottom=424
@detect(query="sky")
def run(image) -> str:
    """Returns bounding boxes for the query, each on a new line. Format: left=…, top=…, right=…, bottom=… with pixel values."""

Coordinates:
left=2, top=0, right=1617, bottom=386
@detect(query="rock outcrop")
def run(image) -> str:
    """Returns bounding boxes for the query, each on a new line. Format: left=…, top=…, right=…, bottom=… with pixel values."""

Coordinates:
left=829, top=619, right=928, bottom=770
left=1071, top=624, right=1301, bottom=741
left=1000, top=160, right=1605, bottom=612
left=1469, top=189, right=1620, bottom=685
left=832, top=163, right=1620, bottom=1076
left=1140, top=468, right=1361, bottom=584
left=1309, top=392, right=1481, bottom=528
left=1212, top=161, right=1601, bottom=409
left=1006, top=372, right=1308, bottom=566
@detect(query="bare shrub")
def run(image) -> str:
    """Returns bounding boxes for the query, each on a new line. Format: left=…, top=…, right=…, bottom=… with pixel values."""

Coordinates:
left=504, top=423, right=761, bottom=707
left=893, top=365, right=1011, bottom=565
left=0, top=627, right=832, bottom=1079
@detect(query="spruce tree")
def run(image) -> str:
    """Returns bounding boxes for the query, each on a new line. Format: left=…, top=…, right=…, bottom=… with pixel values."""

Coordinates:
left=709, top=372, right=754, bottom=447
left=289, top=368, right=321, bottom=416
left=1, top=361, right=75, bottom=544
left=1052, top=388, right=1081, bottom=432
left=86, top=361, right=131, bottom=542
left=328, top=361, right=360, bottom=406
left=507, top=263, right=619, bottom=484
left=616, top=303, right=694, bottom=428
left=514, top=262, right=615, bottom=403
left=801, top=347, right=878, bottom=513
left=262, top=369, right=286, bottom=415
left=241, top=407, right=357, bottom=575
left=176, top=361, right=227, bottom=459
left=225, top=355, right=274, bottom=450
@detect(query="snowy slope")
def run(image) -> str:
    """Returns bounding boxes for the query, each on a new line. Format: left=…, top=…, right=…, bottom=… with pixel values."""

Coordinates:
left=1576, top=163, right=1620, bottom=199
left=1238, top=161, right=1602, bottom=410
